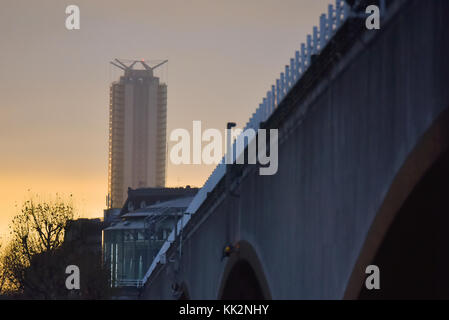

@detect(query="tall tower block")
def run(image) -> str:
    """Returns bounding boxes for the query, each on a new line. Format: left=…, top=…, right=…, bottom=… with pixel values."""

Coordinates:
left=108, top=59, right=167, bottom=208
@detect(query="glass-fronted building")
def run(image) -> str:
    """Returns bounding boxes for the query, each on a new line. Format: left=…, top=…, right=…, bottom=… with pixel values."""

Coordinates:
left=103, top=187, right=197, bottom=287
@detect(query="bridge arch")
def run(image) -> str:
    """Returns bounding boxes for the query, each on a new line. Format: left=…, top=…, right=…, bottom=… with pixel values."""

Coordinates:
left=217, top=240, right=272, bottom=300
left=344, top=108, right=449, bottom=299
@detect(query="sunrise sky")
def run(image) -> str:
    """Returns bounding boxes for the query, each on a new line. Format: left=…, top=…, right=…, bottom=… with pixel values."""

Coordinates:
left=0, top=0, right=330, bottom=237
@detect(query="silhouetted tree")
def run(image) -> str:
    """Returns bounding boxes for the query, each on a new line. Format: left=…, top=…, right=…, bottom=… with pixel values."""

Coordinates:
left=0, top=195, right=111, bottom=299
left=1, top=195, right=73, bottom=297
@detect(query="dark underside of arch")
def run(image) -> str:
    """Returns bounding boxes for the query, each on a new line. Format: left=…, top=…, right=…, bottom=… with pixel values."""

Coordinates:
left=221, top=260, right=265, bottom=300
left=359, top=148, right=449, bottom=299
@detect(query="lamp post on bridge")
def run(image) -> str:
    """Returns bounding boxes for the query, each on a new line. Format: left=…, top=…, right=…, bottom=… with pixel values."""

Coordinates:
left=225, top=122, right=236, bottom=250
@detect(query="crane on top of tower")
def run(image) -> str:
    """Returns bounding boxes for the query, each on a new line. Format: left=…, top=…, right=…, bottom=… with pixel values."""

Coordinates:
left=110, top=59, right=168, bottom=71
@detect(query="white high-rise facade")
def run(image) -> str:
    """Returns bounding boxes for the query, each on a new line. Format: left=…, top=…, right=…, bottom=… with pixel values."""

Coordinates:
left=108, top=59, right=167, bottom=208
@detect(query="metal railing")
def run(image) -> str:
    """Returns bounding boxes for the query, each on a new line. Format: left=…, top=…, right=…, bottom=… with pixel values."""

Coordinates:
left=243, top=0, right=350, bottom=131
